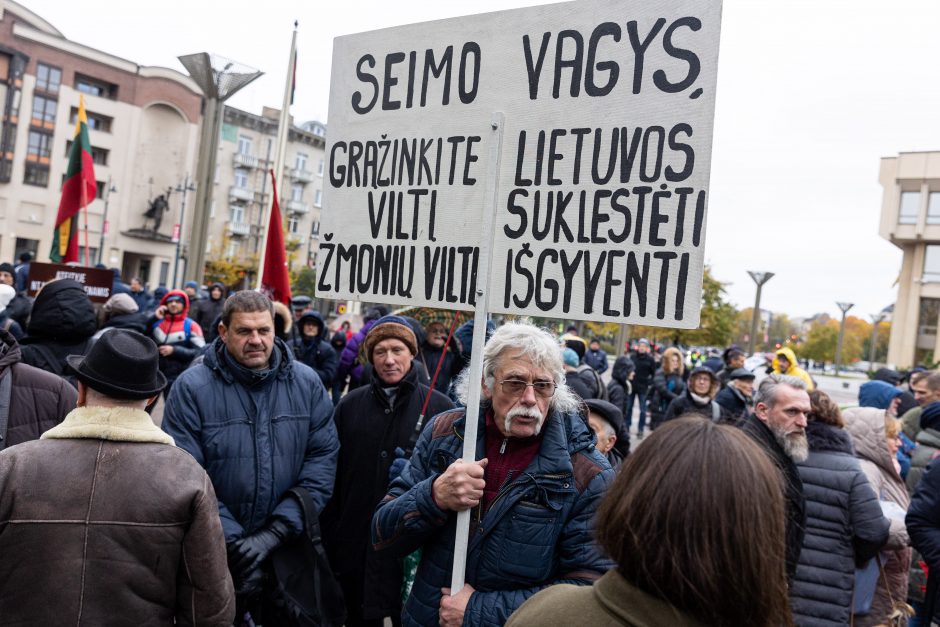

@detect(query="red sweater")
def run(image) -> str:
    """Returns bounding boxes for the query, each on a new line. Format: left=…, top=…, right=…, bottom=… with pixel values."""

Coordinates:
left=482, top=410, right=542, bottom=511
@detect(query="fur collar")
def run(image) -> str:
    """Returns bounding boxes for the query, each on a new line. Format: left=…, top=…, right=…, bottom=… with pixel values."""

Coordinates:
left=42, top=406, right=175, bottom=446
left=806, top=420, right=854, bottom=454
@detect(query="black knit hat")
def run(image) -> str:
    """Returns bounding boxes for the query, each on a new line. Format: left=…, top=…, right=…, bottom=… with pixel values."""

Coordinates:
left=66, top=330, right=166, bottom=400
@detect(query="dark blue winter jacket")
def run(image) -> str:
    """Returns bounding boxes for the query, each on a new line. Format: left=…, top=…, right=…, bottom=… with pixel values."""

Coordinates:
left=372, top=406, right=614, bottom=627
left=908, top=459, right=940, bottom=622
left=162, top=337, right=338, bottom=542
left=584, top=348, right=608, bottom=374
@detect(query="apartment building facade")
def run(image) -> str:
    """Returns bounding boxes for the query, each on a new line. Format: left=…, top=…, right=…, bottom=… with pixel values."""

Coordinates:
left=211, top=106, right=326, bottom=277
left=0, top=1, right=202, bottom=287
left=879, top=151, right=940, bottom=367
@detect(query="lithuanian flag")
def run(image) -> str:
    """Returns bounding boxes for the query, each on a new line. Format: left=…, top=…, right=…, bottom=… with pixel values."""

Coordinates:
left=51, top=95, right=96, bottom=263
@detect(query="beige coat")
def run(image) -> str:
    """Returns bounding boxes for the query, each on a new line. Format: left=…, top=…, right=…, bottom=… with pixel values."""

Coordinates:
left=506, top=570, right=704, bottom=627
left=844, top=406, right=913, bottom=627
left=0, top=406, right=235, bottom=626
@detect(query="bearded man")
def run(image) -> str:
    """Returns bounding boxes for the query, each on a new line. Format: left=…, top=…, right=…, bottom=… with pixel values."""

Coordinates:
left=741, top=374, right=810, bottom=581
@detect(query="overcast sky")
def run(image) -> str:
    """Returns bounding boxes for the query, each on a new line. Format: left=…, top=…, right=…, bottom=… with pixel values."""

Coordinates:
left=17, top=0, right=940, bottom=321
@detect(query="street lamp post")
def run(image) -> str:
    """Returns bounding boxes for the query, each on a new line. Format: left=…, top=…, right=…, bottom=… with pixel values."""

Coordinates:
left=834, top=302, right=855, bottom=374
left=869, top=312, right=885, bottom=367
left=96, top=176, right=117, bottom=265
left=177, top=53, right=262, bottom=286
left=172, top=177, right=196, bottom=289
left=747, top=271, right=775, bottom=355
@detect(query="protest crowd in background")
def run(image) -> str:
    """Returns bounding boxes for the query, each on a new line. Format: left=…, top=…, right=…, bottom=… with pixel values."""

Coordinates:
left=0, top=263, right=936, bottom=627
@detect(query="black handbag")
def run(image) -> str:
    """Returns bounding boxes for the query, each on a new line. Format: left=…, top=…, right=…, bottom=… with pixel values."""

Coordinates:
left=269, top=487, right=346, bottom=627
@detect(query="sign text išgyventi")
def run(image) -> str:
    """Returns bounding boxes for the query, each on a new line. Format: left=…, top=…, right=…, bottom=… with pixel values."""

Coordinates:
left=317, top=0, right=721, bottom=327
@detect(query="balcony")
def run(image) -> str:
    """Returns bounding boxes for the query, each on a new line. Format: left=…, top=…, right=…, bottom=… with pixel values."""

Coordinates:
left=290, top=168, right=314, bottom=183
left=229, top=186, right=253, bottom=203
left=233, top=153, right=264, bottom=169
left=228, top=222, right=250, bottom=237
left=285, top=199, right=309, bottom=214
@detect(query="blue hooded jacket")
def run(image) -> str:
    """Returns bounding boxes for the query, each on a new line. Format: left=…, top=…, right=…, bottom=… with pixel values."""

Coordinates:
left=858, top=380, right=903, bottom=410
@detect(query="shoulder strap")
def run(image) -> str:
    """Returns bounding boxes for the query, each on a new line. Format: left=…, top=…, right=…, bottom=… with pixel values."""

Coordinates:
left=288, top=487, right=323, bottom=543
left=0, top=371, right=13, bottom=450
left=711, top=401, right=720, bottom=422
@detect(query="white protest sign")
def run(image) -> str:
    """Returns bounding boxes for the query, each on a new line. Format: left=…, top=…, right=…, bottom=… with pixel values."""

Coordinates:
left=318, top=0, right=721, bottom=328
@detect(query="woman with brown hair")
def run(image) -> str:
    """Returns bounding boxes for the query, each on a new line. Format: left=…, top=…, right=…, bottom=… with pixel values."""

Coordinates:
left=790, top=390, right=890, bottom=626
left=648, top=346, right=686, bottom=429
left=506, top=417, right=793, bottom=627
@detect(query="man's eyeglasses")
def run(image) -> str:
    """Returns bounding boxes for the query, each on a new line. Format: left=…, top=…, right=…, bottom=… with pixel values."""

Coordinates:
left=499, top=379, right=556, bottom=398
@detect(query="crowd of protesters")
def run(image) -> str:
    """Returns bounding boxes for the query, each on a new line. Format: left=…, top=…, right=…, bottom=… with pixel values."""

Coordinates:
left=1, top=269, right=940, bottom=627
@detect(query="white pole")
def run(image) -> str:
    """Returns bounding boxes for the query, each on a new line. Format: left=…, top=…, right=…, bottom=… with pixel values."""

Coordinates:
left=256, top=23, right=297, bottom=290
left=450, top=112, right=505, bottom=593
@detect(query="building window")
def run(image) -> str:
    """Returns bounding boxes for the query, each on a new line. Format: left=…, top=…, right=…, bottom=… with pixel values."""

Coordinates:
left=70, top=107, right=113, bottom=132
left=291, top=184, right=303, bottom=202
left=311, top=220, right=320, bottom=236
left=75, top=73, right=118, bottom=100
left=237, top=135, right=252, bottom=156
left=927, top=193, right=940, bottom=226
left=288, top=217, right=299, bottom=234
left=234, top=169, right=249, bottom=188
left=65, top=141, right=109, bottom=166
left=26, top=130, right=53, bottom=161
left=899, top=191, right=920, bottom=225
left=31, top=95, right=57, bottom=126
left=159, top=261, right=170, bottom=286
left=226, top=240, right=240, bottom=259
left=230, top=205, right=245, bottom=224
left=295, top=152, right=308, bottom=170
left=314, top=189, right=322, bottom=207
left=317, top=159, right=324, bottom=176
left=95, top=181, right=106, bottom=199
left=35, top=63, right=61, bottom=93
left=23, top=163, right=49, bottom=187
left=925, top=245, right=940, bottom=283
left=78, top=247, right=99, bottom=266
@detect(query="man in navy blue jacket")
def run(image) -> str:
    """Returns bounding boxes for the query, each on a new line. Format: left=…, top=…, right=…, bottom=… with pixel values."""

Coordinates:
left=372, top=321, right=613, bottom=627
left=162, top=290, right=338, bottom=622
left=908, top=457, right=940, bottom=624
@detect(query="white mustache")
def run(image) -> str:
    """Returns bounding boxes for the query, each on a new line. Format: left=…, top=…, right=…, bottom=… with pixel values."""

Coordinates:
left=507, top=406, right=543, bottom=420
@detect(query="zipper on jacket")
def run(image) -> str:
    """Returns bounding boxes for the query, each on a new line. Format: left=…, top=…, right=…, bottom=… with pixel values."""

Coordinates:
left=499, top=438, right=507, bottom=455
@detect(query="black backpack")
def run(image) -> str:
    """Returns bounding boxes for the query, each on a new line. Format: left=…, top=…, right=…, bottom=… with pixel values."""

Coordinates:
left=269, top=488, right=346, bottom=627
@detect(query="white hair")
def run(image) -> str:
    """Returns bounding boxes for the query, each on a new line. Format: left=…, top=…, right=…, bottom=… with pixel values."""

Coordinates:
left=454, top=320, right=581, bottom=415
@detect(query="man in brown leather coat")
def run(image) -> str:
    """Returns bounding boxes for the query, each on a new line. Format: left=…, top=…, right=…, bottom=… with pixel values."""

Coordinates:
left=0, top=329, right=234, bottom=625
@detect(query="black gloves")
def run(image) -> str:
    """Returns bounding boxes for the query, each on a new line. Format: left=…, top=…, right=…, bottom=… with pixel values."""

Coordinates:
left=229, top=520, right=291, bottom=582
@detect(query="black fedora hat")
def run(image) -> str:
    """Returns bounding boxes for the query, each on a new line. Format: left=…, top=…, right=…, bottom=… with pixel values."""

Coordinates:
left=66, top=330, right=166, bottom=400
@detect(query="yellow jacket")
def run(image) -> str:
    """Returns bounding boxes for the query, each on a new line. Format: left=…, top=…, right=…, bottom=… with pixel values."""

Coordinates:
left=772, top=347, right=815, bottom=391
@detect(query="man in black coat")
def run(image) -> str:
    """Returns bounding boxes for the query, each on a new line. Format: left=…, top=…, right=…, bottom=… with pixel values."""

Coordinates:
left=740, top=374, right=810, bottom=582
left=191, top=282, right=226, bottom=343
left=714, top=368, right=755, bottom=423
left=627, top=339, right=657, bottom=434
left=323, top=315, right=453, bottom=627
left=908, top=458, right=940, bottom=624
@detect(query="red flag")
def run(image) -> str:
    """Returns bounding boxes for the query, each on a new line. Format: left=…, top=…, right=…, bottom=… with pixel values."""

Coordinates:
left=261, top=169, right=292, bottom=305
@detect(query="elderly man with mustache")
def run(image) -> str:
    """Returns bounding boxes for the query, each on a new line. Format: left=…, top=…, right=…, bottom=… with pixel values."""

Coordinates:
left=372, top=321, right=615, bottom=627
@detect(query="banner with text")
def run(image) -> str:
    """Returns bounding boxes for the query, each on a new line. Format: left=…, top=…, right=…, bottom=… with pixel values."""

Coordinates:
left=318, top=0, right=721, bottom=327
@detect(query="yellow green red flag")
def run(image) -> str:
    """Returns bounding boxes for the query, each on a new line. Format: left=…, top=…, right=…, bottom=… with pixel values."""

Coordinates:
left=51, top=95, right=96, bottom=263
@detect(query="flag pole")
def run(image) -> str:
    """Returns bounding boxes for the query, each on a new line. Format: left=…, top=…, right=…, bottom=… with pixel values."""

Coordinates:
left=256, top=21, right=297, bottom=290
left=81, top=181, right=90, bottom=265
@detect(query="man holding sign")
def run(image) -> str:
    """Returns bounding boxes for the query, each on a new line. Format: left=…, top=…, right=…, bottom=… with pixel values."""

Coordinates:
left=372, top=322, right=614, bottom=626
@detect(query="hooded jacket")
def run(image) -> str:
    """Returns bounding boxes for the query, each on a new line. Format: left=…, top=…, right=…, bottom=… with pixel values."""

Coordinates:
left=323, top=363, right=453, bottom=620
left=772, top=347, right=815, bottom=391
left=372, top=406, right=615, bottom=627
left=607, top=356, right=634, bottom=458
left=290, top=310, right=338, bottom=387
left=0, top=406, right=235, bottom=625
left=662, top=368, right=724, bottom=423
left=150, top=290, right=205, bottom=386
left=19, top=279, right=97, bottom=383
left=858, top=380, right=903, bottom=410
left=789, top=421, right=889, bottom=627
left=191, top=282, right=225, bottom=342
left=843, top=407, right=913, bottom=627
left=0, top=328, right=76, bottom=447
left=906, top=402, right=940, bottom=494
left=162, top=337, right=338, bottom=542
